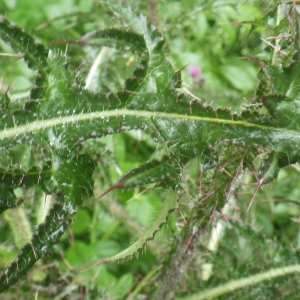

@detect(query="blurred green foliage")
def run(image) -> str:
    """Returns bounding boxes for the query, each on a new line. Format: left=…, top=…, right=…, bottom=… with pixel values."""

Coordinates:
left=1, top=0, right=300, bottom=299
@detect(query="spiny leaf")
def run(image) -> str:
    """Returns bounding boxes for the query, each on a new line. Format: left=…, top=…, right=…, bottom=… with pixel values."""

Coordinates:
left=0, top=16, right=48, bottom=72
left=115, top=154, right=182, bottom=189
left=0, top=200, right=73, bottom=293
left=1, top=0, right=300, bottom=294
left=84, top=189, right=179, bottom=269
left=101, top=1, right=165, bottom=54
left=81, top=28, right=147, bottom=54
left=254, top=2, right=300, bottom=131
left=0, top=15, right=49, bottom=106
left=0, top=155, right=95, bottom=290
left=3, top=207, right=32, bottom=250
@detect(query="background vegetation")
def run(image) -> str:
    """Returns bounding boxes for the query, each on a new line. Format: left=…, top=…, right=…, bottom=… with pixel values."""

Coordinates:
left=1, top=0, right=300, bottom=299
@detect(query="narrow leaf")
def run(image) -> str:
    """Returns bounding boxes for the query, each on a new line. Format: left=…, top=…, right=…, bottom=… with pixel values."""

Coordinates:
left=84, top=189, right=179, bottom=269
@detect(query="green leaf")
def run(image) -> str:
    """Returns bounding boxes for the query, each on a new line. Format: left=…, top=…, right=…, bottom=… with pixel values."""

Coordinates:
left=0, top=200, right=73, bottom=292
left=3, top=207, right=32, bottom=249
left=1, top=1, right=300, bottom=295
left=220, top=58, right=257, bottom=92
left=72, top=209, right=91, bottom=234
left=84, top=189, right=179, bottom=267
left=81, top=28, right=147, bottom=54
left=0, top=16, right=48, bottom=72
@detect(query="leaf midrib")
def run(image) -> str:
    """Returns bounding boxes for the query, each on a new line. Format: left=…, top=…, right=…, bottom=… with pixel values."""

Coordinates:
left=0, top=109, right=298, bottom=140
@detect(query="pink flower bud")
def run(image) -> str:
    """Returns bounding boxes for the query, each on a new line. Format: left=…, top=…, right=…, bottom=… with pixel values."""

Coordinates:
left=188, top=66, right=201, bottom=78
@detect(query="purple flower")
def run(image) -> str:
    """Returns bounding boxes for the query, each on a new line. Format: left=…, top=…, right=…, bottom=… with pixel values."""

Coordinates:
left=188, top=66, right=201, bottom=78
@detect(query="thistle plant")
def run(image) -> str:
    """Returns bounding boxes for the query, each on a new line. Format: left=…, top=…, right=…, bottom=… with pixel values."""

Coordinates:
left=1, top=1, right=300, bottom=299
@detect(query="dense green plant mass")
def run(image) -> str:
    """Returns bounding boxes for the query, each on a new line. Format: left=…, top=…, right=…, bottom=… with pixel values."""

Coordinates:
left=1, top=1, right=300, bottom=299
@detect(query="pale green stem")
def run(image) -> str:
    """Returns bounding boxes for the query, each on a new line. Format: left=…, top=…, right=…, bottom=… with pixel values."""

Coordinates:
left=201, top=170, right=245, bottom=281
left=180, top=264, right=300, bottom=300
left=271, top=3, right=285, bottom=65
left=154, top=220, right=206, bottom=300
left=127, top=265, right=160, bottom=300
left=36, top=193, right=54, bottom=224
left=85, top=47, right=108, bottom=91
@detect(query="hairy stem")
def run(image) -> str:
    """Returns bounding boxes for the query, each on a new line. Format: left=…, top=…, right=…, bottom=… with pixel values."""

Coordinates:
left=153, top=219, right=208, bottom=300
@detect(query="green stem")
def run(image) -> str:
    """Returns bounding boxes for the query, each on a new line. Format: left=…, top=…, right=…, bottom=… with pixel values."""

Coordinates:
left=153, top=219, right=207, bottom=300
left=85, top=47, right=108, bottom=91
left=127, top=265, right=160, bottom=300
left=180, top=264, right=300, bottom=300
